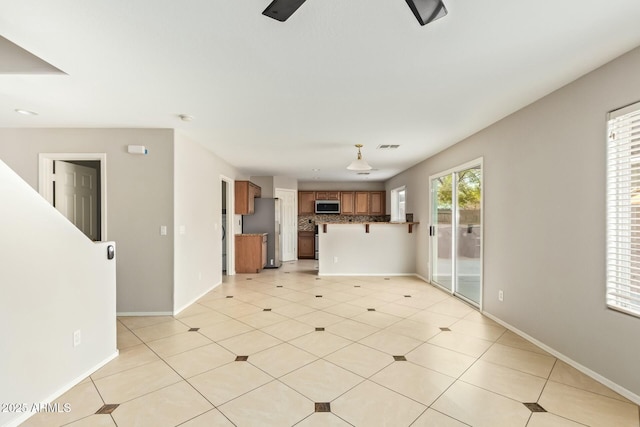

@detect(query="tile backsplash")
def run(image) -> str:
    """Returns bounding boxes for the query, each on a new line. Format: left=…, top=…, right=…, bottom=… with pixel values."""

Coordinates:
left=298, top=214, right=389, bottom=231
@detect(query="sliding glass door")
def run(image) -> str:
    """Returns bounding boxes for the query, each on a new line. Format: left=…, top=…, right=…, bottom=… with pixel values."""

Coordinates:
left=430, top=160, right=483, bottom=307
left=431, top=175, right=453, bottom=292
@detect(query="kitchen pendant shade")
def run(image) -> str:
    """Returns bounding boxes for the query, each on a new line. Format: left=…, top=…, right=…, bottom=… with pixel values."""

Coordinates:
left=347, top=158, right=372, bottom=171
left=347, top=144, right=372, bottom=171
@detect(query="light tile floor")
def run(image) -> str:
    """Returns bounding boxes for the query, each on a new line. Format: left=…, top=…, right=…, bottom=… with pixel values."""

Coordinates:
left=22, top=261, right=639, bottom=427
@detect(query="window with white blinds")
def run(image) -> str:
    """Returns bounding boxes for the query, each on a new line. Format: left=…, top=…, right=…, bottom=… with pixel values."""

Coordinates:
left=607, top=101, right=640, bottom=318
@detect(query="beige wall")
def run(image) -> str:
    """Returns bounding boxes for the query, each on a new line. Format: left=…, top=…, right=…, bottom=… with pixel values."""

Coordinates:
left=173, top=133, right=242, bottom=312
left=0, top=128, right=175, bottom=313
left=250, top=175, right=298, bottom=198
left=386, top=46, right=640, bottom=398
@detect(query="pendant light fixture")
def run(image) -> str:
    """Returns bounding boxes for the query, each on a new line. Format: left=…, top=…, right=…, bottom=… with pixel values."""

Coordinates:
left=347, top=144, right=372, bottom=171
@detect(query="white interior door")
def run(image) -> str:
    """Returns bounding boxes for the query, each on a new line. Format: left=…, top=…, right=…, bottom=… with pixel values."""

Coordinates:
left=275, top=188, right=297, bottom=261
left=54, top=160, right=98, bottom=240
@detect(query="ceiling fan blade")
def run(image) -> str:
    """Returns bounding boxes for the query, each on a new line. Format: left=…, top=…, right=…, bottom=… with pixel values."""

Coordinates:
left=405, top=0, right=448, bottom=26
left=262, top=0, right=307, bottom=22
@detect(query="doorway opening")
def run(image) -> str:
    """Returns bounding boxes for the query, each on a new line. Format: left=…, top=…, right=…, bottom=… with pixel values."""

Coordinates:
left=221, top=175, right=234, bottom=276
left=430, top=158, right=483, bottom=308
left=39, top=153, right=107, bottom=242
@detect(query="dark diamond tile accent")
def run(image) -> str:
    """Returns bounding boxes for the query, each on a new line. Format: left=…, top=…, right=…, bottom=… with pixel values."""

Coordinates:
left=246, top=278, right=253, bottom=280
left=276, top=285, right=283, bottom=288
left=439, top=327, right=451, bottom=331
left=226, top=296, right=234, bottom=299
left=263, top=308, right=272, bottom=312
left=315, top=295, right=323, bottom=298
left=393, top=355, right=407, bottom=361
left=384, top=278, right=390, bottom=280
left=354, top=285, right=361, bottom=288
left=285, top=272, right=290, bottom=274
left=315, top=402, right=331, bottom=412
left=404, top=295, right=412, bottom=298
left=235, top=356, right=249, bottom=362
left=367, top=308, right=376, bottom=311
left=95, top=404, right=119, bottom=415
left=315, top=278, right=321, bottom=280
left=523, top=403, right=547, bottom=412
left=188, top=328, right=200, bottom=332
left=315, top=327, right=325, bottom=331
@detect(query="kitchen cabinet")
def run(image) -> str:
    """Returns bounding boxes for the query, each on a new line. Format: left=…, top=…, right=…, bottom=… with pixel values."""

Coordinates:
left=369, top=191, right=385, bottom=216
left=315, top=191, right=339, bottom=200
left=298, top=231, right=315, bottom=259
left=355, top=192, right=370, bottom=215
left=298, top=191, right=315, bottom=215
left=235, top=181, right=262, bottom=215
left=235, top=234, right=267, bottom=273
left=340, top=192, right=355, bottom=215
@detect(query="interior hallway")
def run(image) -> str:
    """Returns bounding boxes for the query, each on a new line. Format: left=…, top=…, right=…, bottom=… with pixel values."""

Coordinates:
left=22, top=261, right=640, bottom=427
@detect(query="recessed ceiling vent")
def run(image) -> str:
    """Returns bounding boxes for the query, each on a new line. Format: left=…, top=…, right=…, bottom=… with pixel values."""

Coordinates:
left=377, top=144, right=400, bottom=149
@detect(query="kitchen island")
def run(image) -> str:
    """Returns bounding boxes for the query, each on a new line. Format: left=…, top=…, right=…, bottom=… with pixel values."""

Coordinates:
left=317, top=222, right=418, bottom=276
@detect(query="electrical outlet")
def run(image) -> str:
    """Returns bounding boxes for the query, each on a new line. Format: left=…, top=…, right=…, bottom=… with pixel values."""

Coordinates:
left=333, top=256, right=338, bottom=263
left=160, top=225, right=167, bottom=236
left=73, top=330, right=81, bottom=347
left=498, top=290, right=504, bottom=302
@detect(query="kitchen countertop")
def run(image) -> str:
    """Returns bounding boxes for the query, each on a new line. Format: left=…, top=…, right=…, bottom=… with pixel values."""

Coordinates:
left=236, top=233, right=267, bottom=236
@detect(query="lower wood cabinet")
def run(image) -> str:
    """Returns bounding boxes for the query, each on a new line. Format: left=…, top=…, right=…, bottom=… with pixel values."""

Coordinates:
left=235, top=234, right=267, bottom=273
left=298, top=231, right=315, bottom=259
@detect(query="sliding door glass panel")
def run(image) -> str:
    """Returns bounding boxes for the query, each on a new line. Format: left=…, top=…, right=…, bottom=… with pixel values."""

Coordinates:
left=455, top=166, right=482, bottom=304
left=431, top=175, right=453, bottom=291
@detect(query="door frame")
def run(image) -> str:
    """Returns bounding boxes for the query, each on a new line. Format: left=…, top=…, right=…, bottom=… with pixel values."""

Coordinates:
left=274, top=187, right=297, bottom=262
left=221, top=174, right=235, bottom=276
left=38, top=153, right=108, bottom=241
left=429, top=157, right=484, bottom=310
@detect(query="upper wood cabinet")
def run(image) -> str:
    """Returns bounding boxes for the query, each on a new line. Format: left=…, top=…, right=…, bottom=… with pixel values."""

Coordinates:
left=340, top=192, right=355, bottom=215
left=355, top=192, right=370, bottom=215
left=315, top=191, right=339, bottom=200
left=298, top=190, right=387, bottom=215
left=369, top=191, right=385, bottom=216
left=298, top=191, right=316, bottom=215
left=235, top=181, right=262, bottom=215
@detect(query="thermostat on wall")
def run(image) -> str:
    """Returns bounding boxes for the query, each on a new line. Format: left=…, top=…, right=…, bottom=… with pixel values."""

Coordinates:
left=127, top=145, right=148, bottom=155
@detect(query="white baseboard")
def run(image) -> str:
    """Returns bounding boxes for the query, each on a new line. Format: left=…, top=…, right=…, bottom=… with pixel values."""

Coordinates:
left=318, top=273, right=417, bottom=277
left=5, top=350, right=119, bottom=427
left=482, top=312, right=640, bottom=406
left=173, top=281, right=222, bottom=316
left=116, top=311, right=173, bottom=317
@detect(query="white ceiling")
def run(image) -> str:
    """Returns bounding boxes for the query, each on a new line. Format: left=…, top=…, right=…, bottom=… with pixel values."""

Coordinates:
left=1, top=0, right=640, bottom=182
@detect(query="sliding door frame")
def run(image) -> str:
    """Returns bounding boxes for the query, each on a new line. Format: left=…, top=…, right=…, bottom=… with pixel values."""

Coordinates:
left=429, top=157, right=484, bottom=310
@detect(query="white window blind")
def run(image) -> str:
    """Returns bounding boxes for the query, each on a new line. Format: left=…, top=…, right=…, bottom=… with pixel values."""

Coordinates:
left=607, top=101, right=640, bottom=318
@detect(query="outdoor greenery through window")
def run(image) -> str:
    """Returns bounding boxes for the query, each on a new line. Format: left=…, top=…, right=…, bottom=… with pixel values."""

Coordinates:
left=607, top=101, right=640, bottom=318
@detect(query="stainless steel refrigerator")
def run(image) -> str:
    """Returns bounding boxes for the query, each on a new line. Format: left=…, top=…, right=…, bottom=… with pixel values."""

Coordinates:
left=242, top=198, right=282, bottom=268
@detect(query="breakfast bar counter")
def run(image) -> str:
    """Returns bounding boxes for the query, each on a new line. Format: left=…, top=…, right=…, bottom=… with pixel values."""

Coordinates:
left=317, top=222, right=418, bottom=276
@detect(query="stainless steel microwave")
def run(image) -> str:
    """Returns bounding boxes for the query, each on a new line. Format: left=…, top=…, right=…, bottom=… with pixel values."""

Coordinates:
left=315, top=200, right=340, bottom=214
